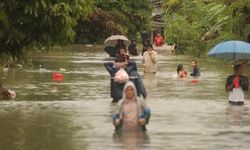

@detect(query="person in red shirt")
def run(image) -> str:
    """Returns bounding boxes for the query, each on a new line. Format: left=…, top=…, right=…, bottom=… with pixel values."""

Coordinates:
left=154, top=33, right=164, bottom=47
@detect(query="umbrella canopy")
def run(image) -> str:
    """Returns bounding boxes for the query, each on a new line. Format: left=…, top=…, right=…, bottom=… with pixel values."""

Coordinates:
left=103, top=35, right=131, bottom=47
left=207, top=40, right=250, bottom=61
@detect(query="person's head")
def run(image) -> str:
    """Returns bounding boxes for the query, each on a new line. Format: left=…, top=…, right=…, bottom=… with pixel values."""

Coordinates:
left=177, top=64, right=184, bottom=73
left=234, top=64, right=243, bottom=75
left=119, top=48, right=126, bottom=55
left=123, top=81, right=137, bottom=101
left=157, top=33, right=161, bottom=36
left=191, top=60, right=197, bottom=67
left=131, top=39, right=135, bottom=44
left=1, top=89, right=11, bottom=100
left=146, top=45, right=153, bottom=52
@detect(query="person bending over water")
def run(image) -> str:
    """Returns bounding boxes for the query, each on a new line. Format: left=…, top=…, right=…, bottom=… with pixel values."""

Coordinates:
left=226, top=64, right=248, bottom=105
left=112, top=81, right=150, bottom=132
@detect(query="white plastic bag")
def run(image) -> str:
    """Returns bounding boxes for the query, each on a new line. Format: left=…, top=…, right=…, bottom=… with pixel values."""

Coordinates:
left=114, top=68, right=129, bottom=83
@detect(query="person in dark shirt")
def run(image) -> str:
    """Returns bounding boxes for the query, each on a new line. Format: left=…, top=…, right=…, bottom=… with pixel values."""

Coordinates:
left=140, top=28, right=149, bottom=46
left=190, top=60, right=200, bottom=76
left=226, top=64, right=249, bottom=105
left=128, top=40, right=138, bottom=56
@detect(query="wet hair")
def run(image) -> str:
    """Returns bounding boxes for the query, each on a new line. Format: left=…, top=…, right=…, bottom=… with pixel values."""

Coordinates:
left=234, top=64, right=242, bottom=72
left=177, top=64, right=183, bottom=73
left=146, top=44, right=153, bottom=49
left=2, top=90, right=11, bottom=100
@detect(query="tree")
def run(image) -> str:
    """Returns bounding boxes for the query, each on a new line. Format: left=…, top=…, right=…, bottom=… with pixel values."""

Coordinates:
left=75, top=0, right=152, bottom=44
left=0, top=0, right=93, bottom=65
left=163, top=0, right=250, bottom=56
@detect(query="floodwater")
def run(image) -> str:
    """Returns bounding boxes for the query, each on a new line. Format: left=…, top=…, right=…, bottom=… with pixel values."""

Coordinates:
left=1, top=45, right=250, bottom=150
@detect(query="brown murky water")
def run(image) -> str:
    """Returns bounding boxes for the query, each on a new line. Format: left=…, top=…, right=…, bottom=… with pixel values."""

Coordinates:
left=1, top=45, right=250, bottom=150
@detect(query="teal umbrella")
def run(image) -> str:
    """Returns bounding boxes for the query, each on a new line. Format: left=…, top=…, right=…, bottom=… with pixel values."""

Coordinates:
left=207, top=40, right=250, bottom=61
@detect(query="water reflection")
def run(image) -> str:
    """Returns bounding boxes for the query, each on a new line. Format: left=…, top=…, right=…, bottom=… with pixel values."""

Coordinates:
left=143, top=73, right=157, bottom=98
left=226, top=105, right=248, bottom=126
left=113, top=131, right=150, bottom=150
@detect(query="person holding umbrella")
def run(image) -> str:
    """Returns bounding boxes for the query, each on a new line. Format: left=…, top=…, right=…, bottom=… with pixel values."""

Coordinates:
left=115, top=40, right=126, bottom=54
left=225, top=64, right=249, bottom=105
left=103, top=35, right=130, bottom=57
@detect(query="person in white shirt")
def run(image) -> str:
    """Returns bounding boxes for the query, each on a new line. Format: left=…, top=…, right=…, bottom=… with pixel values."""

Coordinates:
left=142, top=46, right=158, bottom=74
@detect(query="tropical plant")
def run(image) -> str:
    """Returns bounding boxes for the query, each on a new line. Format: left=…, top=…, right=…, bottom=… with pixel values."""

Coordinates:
left=75, top=0, right=152, bottom=44
left=0, top=0, right=93, bottom=65
left=164, top=0, right=250, bottom=56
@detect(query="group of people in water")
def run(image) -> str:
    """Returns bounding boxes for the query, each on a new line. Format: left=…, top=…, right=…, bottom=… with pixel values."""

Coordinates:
left=104, top=37, right=249, bottom=133
left=104, top=38, right=160, bottom=132
left=177, top=60, right=200, bottom=78
left=105, top=37, right=201, bottom=132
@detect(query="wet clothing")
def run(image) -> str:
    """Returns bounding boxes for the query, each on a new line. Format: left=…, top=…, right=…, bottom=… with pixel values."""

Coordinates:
left=228, top=88, right=245, bottom=104
left=142, top=51, right=158, bottom=73
left=226, top=75, right=248, bottom=91
left=113, top=81, right=150, bottom=131
left=226, top=75, right=249, bottom=104
left=104, top=60, right=137, bottom=77
left=104, top=61, right=147, bottom=102
left=122, top=100, right=139, bottom=131
left=190, top=66, right=200, bottom=76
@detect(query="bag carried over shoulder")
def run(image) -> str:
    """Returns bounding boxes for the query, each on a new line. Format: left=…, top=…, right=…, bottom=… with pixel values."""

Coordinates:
left=114, top=68, right=129, bottom=83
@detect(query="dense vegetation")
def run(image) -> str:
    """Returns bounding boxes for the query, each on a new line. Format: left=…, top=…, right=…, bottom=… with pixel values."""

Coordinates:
left=1, top=0, right=250, bottom=64
left=0, top=0, right=93, bottom=65
left=75, top=0, right=152, bottom=44
left=164, top=0, right=250, bottom=56
left=0, top=0, right=152, bottom=65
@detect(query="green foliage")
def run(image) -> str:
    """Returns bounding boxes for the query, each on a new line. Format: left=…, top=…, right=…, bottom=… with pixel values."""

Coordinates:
left=164, top=0, right=250, bottom=56
left=0, top=0, right=93, bottom=65
left=75, top=0, right=152, bottom=44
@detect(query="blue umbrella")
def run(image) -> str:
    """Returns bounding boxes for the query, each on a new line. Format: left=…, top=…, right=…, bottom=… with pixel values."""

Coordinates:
left=207, top=40, right=250, bottom=61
